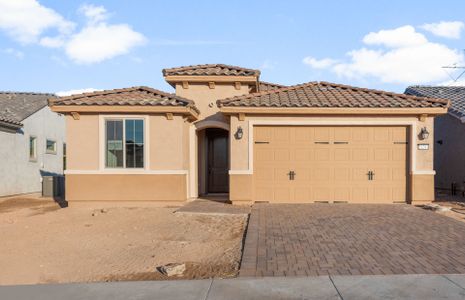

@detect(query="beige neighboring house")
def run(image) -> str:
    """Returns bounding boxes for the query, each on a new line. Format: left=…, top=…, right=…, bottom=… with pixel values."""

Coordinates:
left=49, top=64, right=449, bottom=206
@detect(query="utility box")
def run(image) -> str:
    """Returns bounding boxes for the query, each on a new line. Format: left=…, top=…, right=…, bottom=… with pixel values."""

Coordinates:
left=42, top=175, right=65, bottom=198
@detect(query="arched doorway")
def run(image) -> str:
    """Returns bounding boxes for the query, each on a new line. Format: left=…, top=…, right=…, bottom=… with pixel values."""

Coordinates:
left=197, top=126, right=229, bottom=196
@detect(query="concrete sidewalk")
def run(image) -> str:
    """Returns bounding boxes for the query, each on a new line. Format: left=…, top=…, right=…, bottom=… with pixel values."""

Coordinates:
left=1, top=274, right=464, bottom=300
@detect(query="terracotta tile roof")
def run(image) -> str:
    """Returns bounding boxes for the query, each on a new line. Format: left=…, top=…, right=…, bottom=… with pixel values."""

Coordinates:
left=259, top=81, right=287, bottom=91
left=162, top=64, right=260, bottom=77
left=217, top=81, right=449, bottom=109
left=50, top=86, right=200, bottom=114
left=405, top=86, right=465, bottom=119
left=0, top=92, right=56, bottom=128
left=0, top=115, right=22, bottom=127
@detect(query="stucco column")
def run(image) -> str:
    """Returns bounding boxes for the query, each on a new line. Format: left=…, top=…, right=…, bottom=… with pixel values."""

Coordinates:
left=229, top=115, right=253, bottom=203
left=411, top=117, right=435, bottom=204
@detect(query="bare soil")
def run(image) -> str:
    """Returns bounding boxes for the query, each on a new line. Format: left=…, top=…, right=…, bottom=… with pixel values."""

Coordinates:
left=0, top=195, right=247, bottom=285
left=432, top=201, right=465, bottom=223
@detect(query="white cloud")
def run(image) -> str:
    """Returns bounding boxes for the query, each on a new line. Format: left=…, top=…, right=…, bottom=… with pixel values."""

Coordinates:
left=0, top=0, right=74, bottom=44
left=304, top=24, right=464, bottom=85
left=363, top=25, right=427, bottom=48
left=0, top=1, right=146, bottom=64
left=420, top=21, right=464, bottom=39
left=3, top=48, right=24, bottom=59
left=65, top=23, right=146, bottom=64
left=303, top=56, right=337, bottom=69
left=39, top=36, right=66, bottom=48
left=153, top=39, right=233, bottom=46
left=56, top=88, right=101, bottom=96
left=64, top=4, right=146, bottom=64
left=79, top=4, right=109, bottom=24
left=439, top=78, right=465, bottom=86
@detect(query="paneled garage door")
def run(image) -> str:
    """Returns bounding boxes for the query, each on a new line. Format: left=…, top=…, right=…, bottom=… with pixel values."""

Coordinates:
left=253, top=126, right=409, bottom=203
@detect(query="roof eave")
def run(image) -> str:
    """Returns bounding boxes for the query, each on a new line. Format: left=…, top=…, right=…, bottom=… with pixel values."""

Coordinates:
left=164, top=75, right=259, bottom=86
left=50, top=105, right=199, bottom=120
left=218, top=106, right=449, bottom=116
left=0, top=119, right=22, bottom=130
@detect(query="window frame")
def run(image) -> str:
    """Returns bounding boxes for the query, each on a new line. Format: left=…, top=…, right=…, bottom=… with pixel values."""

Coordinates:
left=63, top=142, right=67, bottom=170
left=45, top=139, right=57, bottom=154
left=101, top=116, right=148, bottom=171
left=29, top=135, right=37, bottom=162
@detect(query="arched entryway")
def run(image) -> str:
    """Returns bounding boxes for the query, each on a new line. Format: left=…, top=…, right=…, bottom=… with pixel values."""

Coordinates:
left=196, top=122, right=229, bottom=197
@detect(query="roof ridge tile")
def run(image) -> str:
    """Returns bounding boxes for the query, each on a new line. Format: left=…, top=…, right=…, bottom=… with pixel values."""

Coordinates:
left=162, top=63, right=260, bottom=77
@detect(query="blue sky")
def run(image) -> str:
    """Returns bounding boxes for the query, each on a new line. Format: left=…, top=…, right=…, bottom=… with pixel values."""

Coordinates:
left=0, top=0, right=464, bottom=95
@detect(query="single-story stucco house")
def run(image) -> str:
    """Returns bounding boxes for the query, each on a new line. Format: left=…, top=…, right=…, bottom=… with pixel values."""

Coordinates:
left=49, top=64, right=449, bottom=206
left=405, top=86, right=465, bottom=194
left=0, top=92, right=66, bottom=197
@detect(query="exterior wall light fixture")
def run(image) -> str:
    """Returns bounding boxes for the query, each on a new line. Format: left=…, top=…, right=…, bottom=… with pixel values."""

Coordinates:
left=419, top=127, right=429, bottom=140
left=235, top=126, right=243, bottom=140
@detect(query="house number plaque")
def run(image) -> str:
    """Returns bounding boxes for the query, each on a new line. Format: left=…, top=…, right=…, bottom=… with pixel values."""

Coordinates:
left=417, top=144, right=429, bottom=150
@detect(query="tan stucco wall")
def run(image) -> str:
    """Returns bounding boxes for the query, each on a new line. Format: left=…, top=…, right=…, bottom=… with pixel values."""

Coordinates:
left=434, top=114, right=465, bottom=190
left=175, top=81, right=248, bottom=197
left=64, top=97, right=439, bottom=204
left=415, top=116, right=434, bottom=171
left=175, top=82, right=249, bottom=122
left=229, top=114, right=437, bottom=203
left=67, top=113, right=188, bottom=171
left=230, top=174, right=253, bottom=203
left=66, top=114, right=99, bottom=170
left=411, top=174, right=435, bottom=203
left=66, top=113, right=189, bottom=202
left=66, top=174, right=187, bottom=201
left=149, top=115, right=188, bottom=170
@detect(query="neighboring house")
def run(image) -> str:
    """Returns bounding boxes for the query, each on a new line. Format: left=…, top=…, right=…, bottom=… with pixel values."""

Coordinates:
left=0, top=92, right=66, bottom=197
left=405, top=86, right=465, bottom=193
left=49, top=64, right=448, bottom=206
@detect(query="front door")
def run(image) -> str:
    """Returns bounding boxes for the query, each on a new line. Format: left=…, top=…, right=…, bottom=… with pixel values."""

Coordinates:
left=207, top=129, right=229, bottom=193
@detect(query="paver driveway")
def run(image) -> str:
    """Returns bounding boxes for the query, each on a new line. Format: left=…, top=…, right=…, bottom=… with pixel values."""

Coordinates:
left=240, top=204, right=465, bottom=277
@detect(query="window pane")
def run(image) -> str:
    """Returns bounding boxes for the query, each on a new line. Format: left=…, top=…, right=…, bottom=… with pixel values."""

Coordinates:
left=125, top=119, right=144, bottom=168
left=106, top=120, right=114, bottom=139
left=134, top=120, right=143, bottom=144
left=106, top=120, right=123, bottom=168
left=135, top=144, right=144, bottom=168
left=46, top=140, right=56, bottom=153
left=126, top=143, right=135, bottom=168
left=126, top=119, right=134, bottom=144
left=29, top=137, right=36, bottom=159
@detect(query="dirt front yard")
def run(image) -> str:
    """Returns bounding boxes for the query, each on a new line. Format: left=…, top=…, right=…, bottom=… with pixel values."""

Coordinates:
left=431, top=201, right=465, bottom=223
left=0, top=195, right=247, bottom=285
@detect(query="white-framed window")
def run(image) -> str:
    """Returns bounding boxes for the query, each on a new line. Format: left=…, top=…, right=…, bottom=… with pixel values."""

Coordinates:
left=105, top=118, right=145, bottom=168
left=29, top=136, right=37, bottom=161
left=46, top=139, right=57, bottom=154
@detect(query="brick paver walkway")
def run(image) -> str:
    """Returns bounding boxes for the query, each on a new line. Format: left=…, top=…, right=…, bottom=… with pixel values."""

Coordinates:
left=240, top=204, right=465, bottom=277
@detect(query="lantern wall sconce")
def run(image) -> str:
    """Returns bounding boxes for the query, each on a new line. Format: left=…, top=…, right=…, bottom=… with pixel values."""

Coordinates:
left=235, top=126, right=243, bottom=140
left=419, top=127, right=429, bottom=140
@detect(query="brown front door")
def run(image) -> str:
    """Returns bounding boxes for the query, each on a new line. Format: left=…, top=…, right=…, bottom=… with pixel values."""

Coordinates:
left=207, top=129, right=229, bottom=193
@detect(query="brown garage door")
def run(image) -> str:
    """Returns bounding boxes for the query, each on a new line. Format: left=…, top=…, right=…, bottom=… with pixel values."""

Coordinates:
left=253, top=126, right=409, bottom=203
